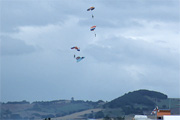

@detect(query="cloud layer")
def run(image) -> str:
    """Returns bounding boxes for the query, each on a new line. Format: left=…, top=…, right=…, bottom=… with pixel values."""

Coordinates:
left=1, top=0, right=180, bottom=102
left=1, top=36, right=37, bottom=56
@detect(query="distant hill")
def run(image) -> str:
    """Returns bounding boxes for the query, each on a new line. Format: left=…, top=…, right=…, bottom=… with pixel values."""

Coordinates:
left=1, top=100, right=104, bottom=120
left=104, top=89, right=167, bottom=108
left=1, top=89, right=179, bottom=120
left=103, top=89, right=168, bottom=115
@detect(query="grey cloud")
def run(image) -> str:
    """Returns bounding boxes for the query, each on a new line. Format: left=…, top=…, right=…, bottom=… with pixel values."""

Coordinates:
left=1, top=0, right=87, bottom=32
left=85, top=36, right=179, bottom=70
left=79, top=18, right=144, bottom=29
left=79, top=0, right=179, bottom=29
left=1, top=36, right=37, bottom=56
left=96, top=0, right=179, bottom=24
left=1, top=0, right=179, bottom=102
left=2, top=0, right=179, bottom=33
left=1, top=1, right=68, bottom=32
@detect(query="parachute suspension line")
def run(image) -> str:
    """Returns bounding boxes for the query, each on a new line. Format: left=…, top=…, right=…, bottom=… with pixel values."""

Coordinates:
left=94, top=31, right=96, bottom=37
left=88, top=7, right=96, bottom=37
left=92, top=14, right=94, bottom=19
left=91, top=6, right=95, bottom=19
left=92, top=9, right=96, bottom=37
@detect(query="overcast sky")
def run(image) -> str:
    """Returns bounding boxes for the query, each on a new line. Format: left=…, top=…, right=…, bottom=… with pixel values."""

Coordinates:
left=1, top=0, right=180, bottom=102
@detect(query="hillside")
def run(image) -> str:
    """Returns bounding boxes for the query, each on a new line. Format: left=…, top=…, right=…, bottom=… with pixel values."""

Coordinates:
left=1, top=89, right=179, bottom=120
left=1, top=100, right=104, bottom=119
left=104, top=89, right=167, bottom=109
left=103, top=89, right=178, bottom=116
left=53, top=108, right=102, bottom=120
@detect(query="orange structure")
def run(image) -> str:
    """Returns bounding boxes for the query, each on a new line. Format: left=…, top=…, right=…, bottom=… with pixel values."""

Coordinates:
left=157, top=109, right=171, bottom=119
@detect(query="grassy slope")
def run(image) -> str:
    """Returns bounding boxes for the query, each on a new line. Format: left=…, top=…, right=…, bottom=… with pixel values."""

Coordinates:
left=52, top=108, right=102, bottom=120
left=1, top=101, right=95, bottom=119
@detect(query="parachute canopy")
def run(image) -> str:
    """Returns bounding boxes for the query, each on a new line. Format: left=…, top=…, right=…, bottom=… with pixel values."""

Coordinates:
left=87, top=7, right=95, bottom=11
left=90, top=26, right=96, bottom=31
left=71, top=46, right=80, bottom=51
left=76, top=56, right=85, bottom=62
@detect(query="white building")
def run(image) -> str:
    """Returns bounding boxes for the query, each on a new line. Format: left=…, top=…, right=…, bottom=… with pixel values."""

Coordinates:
left=163, top=115, right=180, bottom=120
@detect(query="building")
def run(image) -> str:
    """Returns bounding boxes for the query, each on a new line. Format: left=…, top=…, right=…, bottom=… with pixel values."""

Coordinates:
left=163, top=115, right=180, bottom=120
left=156, top=109, right=171, bottom=120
